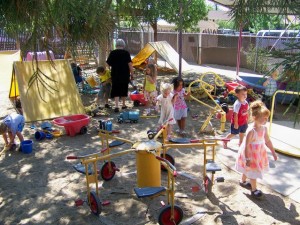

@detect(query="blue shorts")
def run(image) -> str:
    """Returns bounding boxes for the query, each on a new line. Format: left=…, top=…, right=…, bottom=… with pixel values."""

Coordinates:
left=230, top=123, right=248, bottom=135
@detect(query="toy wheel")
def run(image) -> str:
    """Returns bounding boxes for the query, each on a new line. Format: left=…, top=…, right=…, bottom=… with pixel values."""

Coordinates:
left=88, top=191, right=102, bottom=215
left=160, top=153, right=175, bottom=171
left=80, top=126, right=88, bottom=134
left=158, top=205, right=183, bottom=225
left=100, top=161, right=116, bottom=181
left=133, top=100, right=140, bottom=107
left=148, top=131, right=155, bottom=139
left=204, top=175, right=213, bottom=195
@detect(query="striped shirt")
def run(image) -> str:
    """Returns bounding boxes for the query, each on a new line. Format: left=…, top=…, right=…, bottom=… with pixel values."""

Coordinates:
left=264, top=78, right=277, bottom=96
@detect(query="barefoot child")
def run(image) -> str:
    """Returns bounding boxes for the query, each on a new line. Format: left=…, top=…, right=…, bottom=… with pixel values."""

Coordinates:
left=0, top=113, right=25, bottom=150
left=224, top=85, right=249, bottom=148
left=95, top=66, right=112, bottom=109
left=235, top=100, right=278, bottom=198
left=143, top=64, right=157, bottom=114
left=172, top=77, right=190, bottom=136
left=156, top=83, right=177, bottom=139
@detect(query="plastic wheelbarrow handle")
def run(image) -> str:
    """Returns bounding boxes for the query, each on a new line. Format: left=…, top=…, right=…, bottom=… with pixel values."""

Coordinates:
left=66, top=156, right=78, bottom=160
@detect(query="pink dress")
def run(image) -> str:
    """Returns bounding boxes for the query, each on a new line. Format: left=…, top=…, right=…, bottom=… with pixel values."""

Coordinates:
left=235, top=125, right=269, bottom=179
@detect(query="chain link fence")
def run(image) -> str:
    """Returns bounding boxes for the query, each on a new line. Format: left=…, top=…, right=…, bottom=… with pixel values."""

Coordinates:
left=1, top=28, right=291, bottom=74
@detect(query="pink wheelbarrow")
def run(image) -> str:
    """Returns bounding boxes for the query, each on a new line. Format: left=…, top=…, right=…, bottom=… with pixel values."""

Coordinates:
left=53, top=114, right=90, bottom=137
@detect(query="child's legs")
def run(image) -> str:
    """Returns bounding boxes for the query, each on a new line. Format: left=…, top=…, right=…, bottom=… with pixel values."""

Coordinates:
left=238, top=124, right=248, bottom=145
left=16, top=131, right=24, bottom=143
left=241, top=173, right=247, bottom=182
left=250, top=178, right=257, bottom=191
left=167, top=124, right=173, bottom=136
left=180, top=117, right=186, bottom=130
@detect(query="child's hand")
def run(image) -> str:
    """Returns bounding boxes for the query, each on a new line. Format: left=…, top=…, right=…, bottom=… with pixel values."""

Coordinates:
left=246, top=159, right=250, bottom=167
left=185, top=91, right=191, bottom=96
left=234, top=124, right=239, bottom=129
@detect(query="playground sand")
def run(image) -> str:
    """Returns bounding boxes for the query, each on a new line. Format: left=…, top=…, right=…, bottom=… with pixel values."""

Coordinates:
left=0, top=70, right=300, bottom=225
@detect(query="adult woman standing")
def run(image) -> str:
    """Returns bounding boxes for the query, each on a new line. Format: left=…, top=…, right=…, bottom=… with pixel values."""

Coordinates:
left=106, top=39, right=134, bottom=112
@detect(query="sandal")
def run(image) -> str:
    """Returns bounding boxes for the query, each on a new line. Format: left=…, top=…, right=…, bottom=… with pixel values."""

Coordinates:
left=239, top=181, right=252, bottom=190
left=114, top=108, right=119, bottom=113
left=251, top=189, right=263, bottom=199
left=121, top=106, right=128, bottom=109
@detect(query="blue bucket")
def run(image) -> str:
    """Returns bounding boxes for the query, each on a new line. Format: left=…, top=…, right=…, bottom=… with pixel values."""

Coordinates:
left=21, top=140, right=33, bottom=154
left=35, top=131, right=46, bottom=141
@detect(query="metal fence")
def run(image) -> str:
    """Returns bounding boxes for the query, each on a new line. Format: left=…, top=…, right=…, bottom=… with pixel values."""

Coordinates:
left=1, top=28, right=291, bottom=73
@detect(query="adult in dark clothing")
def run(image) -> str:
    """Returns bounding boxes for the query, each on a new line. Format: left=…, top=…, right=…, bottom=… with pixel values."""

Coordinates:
left=106, top=39, right=134, bottom=112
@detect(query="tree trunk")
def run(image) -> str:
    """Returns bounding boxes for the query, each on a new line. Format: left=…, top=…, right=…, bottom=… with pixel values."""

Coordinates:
left=151, top=20, right=158, bottom=63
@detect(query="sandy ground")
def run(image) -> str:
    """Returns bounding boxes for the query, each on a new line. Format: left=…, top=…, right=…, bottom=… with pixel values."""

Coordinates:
left=0, top=70, right=300, bottom=225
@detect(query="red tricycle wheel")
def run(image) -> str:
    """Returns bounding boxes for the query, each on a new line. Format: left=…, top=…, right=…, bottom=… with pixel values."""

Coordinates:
left=160, top=153, right=175, bottom=171
left=88, top=191, right=102, bottom=215
left=158, top=205, right=183, bottom=225
left=100, top=161, right=116, bottom=181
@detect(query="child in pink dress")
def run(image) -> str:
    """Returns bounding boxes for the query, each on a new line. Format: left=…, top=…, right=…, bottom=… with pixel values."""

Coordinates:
left=172, top=77, right=190, bottom=136
left=235, top=100, right=278, bottom=199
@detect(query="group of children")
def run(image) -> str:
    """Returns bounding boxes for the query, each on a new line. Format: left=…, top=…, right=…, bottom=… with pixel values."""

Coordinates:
left=1, top=64, right=278, bottom=200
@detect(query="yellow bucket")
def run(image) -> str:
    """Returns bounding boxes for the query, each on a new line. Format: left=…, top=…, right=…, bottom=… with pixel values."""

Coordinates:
left=136, top=150, right=161, bottom=187
left=86, top=76, right=97, bottom=88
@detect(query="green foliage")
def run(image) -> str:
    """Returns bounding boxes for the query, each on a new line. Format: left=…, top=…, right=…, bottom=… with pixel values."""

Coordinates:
left=245, top=14, right=285, bottom=33
left=217, top=20, right=235, bottom=30
left=118, top=0, right=208, bottom=31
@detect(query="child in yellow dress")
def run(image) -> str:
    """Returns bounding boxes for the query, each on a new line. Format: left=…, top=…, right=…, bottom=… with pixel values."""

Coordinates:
left=235, top=100, right=278, bottom=198
left=143, top=63, right=157, bottom=114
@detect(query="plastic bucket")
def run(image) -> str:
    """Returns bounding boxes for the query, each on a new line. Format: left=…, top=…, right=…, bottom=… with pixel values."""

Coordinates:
left=86, top=76, right=97, bottom=87
left=21, top=140, right=33, bottom=154
left=35, top=131, right=46, bottom=141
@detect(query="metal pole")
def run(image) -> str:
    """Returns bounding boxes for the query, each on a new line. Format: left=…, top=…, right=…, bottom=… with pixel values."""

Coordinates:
left=236, top=24, right=243, bottom=77
left=178, top=0, right=183, bottom=78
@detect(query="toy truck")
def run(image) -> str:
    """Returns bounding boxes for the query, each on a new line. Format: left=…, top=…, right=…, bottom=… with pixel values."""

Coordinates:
left=117, top=111, right=140, bottom=123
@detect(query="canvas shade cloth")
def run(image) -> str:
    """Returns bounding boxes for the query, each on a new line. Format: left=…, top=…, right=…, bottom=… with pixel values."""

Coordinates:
left=12, top=59, right=85, bottom=122
left=132, top=41, right=191, bottom=73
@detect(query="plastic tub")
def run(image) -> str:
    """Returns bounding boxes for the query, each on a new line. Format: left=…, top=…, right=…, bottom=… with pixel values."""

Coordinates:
left=53, top=114, right=90, bottom=136
left=21, top=140, right=33, bottom=154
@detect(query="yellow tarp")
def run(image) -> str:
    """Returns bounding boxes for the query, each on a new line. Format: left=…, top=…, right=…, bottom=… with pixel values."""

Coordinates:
left=132, top=41, right=191, bottom=73
left=12, top=60, right=85, bottom=122
left=0, top=50, right=21, bottom=94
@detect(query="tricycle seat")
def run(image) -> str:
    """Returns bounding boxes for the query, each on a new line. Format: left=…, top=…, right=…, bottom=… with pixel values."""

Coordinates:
left=109, top=140, right=125, bottom=148
left=134, top=187, right=166, bottom=198
left=206, top=160, right=222, bottom=172
left=73, top=163, right=93, bottom=175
